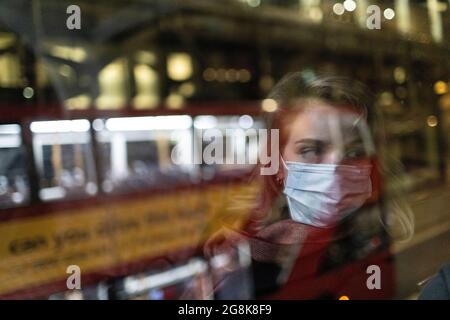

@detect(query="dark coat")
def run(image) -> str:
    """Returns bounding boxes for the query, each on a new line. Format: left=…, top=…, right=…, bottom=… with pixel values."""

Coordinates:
left=419, top=264, right=450, bottom=300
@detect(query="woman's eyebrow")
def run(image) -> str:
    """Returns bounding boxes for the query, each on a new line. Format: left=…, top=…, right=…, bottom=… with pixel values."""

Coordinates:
left=294, top=139, right=327, bottom=145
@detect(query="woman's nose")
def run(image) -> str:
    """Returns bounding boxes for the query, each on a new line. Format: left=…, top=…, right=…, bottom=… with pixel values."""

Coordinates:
left=321, top=149, right=344, bottom=164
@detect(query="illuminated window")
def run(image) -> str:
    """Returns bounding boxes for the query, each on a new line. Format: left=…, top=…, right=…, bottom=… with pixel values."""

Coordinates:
left=0, top=53, right=23, bottom=88
left=0, top=124, right=29, bottom=208
left=94, top=116, right=194, bottom=194
left=48, top=44, right=87, bottom=63
left=0, top=33, right=23, bottom=88
left=133, top=64, right=160, bottom=109
left=167, top=53, right=193, bottom=81
left=35, top=60, right=51, bottom=89
left=64, top=94, right=92, bottom=110
left=96, top=58, right=128, bottom=110
left=30, top=120, right=97, bottom=201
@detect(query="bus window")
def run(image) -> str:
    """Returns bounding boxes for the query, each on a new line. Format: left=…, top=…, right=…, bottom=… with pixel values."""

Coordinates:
left=30, top=120, right=97, bottom=201
left=93, top=115, right=196, bottom=193
left=0, top=124, right=29, bottom=208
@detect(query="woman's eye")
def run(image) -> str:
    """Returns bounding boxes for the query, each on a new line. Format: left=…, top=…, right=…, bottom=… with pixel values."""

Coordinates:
left=299, top=147, right=317, bottom=155
left=298, top=146, right=322, bottom=162
left=345, top=146, right=366, bottom=159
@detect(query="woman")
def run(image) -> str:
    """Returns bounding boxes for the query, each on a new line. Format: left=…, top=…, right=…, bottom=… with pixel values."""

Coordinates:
left=205, top=72, right=412, bottom=299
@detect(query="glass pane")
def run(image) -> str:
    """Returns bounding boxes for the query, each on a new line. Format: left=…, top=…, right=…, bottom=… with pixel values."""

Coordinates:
left=94, top=115, right=196, bottom=193
left=0, top=124, right=29, bottom=208
left=30, top=120, right=97, bottom=201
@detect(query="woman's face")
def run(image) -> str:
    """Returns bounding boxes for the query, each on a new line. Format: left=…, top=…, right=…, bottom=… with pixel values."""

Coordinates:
left=281, top=103, right=372, bottom=168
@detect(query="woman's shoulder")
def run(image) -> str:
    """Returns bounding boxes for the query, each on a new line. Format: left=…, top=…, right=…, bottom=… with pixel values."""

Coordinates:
left=418, top=263, right=450, bottom=300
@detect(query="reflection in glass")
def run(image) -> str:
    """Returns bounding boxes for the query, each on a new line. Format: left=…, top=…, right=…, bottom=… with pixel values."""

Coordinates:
left=0, top=124, right=29, bottom=208
left=30, top=120, right=97, bottom=201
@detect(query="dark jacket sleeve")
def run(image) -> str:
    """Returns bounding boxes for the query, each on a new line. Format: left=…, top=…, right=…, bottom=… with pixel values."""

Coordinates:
left=418, top=264, right=450, bottom=300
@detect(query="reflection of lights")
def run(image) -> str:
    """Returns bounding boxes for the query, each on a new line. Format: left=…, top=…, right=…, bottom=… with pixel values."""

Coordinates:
left=238, top=69, right=251, bottom=82
left=30, top=119, right=91, bottom=133
left=11, top=192, right=24, bottom=204
left=39, top=187, right=66, bottom=201
left=427, top=115, right=438, bottom=127
left=167, top=53, right=193, bottom=81
left=309, top=7, right=323, bottom=22
left=23, top=87, right=34, bottom=99
left=102, top=59, right=124, bottom=80
left=226, top=69, right=238, bottom=82
left=179, top=82, right=195, bottom=97
left=211, top=253, right=230, bottom=269
left=59, top=64, right=73, bottom=77
left=394, top=67, right=406, bottom=84
left=0, top=124, right=20, bottom=135
left=343, top=0, right=356, bottom=12
left=166, top=93, right=184, bottom=109
left=437, top=2, right=448, bottom=12
left=65, top=291, right=84, bottom=300
left=0, top=135, right=21, bottom=147
left=102, top=180, right=114, bottom=193
left=333, top=3, right=345, bottom=15
left=239, top=115, right=254, bottom=129
left=96, top=95, right=125, bottom=110
left=105, top=116, right=192, bottom=131
left=64, top=94, right=91, bottom=110
left=134, top=64, right=157, bottom=83
left=133, top=95, right=159, bottom=110
left=379, top=91, right=394, bottom=106
left=85, top=182, right=98, bottom=195
left=203, top=68, right=216, bottom=81
left=216, top=68, right=227, bottom=82
left=36, top=61, right=50, bottom=87
left=92, top=119, right=105, bottom=131
left=434, top=81, right=447, bottom=95
left=0, top=53, right=23, bottom=88
left=261, top=99, right=278, bottom=112
left=384, top=8, right=395, bottom=20
left=134, top=51, right=156, bottom=65
left=133, top=64, right=159, bottom=110
left=246, top=0, right=260, bottom=8
left=49, top=45, right=87, bottom=63
left=194, top=116, right=217, bottom=129
left=97, top=58, right=127, bottom=110
left=0, top=124, right=21, bottom=146
left=204, top=68, right=244, bottom=83
left=439, top=93, right=450, bottom=111
left=0, top=32, right=15, bottom=49
left=260, top=75, right=274, bottom=91
left=124, top=259, right=207, bottom=295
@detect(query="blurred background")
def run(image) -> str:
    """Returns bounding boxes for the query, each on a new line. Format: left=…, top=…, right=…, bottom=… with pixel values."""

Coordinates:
left=0, top=0, right=449, bottom=300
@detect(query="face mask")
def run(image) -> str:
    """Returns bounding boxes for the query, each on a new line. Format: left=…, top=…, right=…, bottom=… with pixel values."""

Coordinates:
left=282, top=159, right=372, bottom=228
